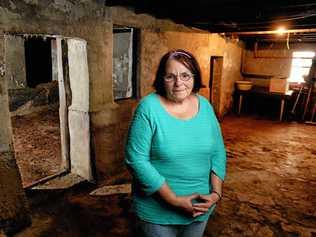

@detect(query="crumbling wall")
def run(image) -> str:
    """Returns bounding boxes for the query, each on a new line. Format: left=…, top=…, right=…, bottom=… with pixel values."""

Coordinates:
left=0, top=32, right=31, bottom=235
left=5, top=35, right=26, bottom=89
left=0, top=0, right=109, bottom=234
left=0, top=0, right=243, bottom=211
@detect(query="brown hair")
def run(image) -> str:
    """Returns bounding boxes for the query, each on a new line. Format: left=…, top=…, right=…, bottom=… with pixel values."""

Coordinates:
left=153, top=49, right=202, bottom=96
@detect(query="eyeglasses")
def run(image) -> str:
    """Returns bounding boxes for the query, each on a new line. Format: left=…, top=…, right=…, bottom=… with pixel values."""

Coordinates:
left=163, top=72, right=194, bottom=82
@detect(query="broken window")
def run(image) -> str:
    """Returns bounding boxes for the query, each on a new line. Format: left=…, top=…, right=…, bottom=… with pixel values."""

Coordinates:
left=113, top=27, right=139, bottom=100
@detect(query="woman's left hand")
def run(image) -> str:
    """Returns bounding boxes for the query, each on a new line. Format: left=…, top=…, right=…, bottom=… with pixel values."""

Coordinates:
left=192, top=193, right=220, bottom=217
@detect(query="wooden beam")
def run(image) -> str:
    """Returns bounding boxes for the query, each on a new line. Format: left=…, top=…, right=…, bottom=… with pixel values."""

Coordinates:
left=223, top=28, right=316, bottom=35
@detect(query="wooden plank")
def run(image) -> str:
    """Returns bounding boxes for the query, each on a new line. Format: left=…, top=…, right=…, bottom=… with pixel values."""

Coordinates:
left=67, top=39, right=92, bottom=182
left=68, top=110, right=93, bottom=181
left=67, top=38, right=89, bottom=112
left=56, top=37, right=70, bottom=171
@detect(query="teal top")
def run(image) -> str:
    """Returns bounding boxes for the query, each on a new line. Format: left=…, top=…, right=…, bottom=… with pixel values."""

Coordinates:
left=125, top=92, right=226, bottom=224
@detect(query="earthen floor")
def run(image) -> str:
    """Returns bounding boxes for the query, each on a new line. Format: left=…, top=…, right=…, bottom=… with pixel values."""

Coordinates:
left=15, top=115, right=316, bottom=237
left=11, top=109, right=62, bottom=187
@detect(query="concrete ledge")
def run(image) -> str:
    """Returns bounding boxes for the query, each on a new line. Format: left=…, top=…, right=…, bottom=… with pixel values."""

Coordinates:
left=89, top=184, right=131, bottom=196
left=30, top=173, right=86, bottom=190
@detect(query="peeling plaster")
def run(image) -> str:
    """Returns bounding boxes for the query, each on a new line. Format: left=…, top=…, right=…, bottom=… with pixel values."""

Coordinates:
left=9, top=1, right=16, bottom=10
left=113, top=54, right=133, bottom=99
left=39, top=0, right=89, bottom=21
left=0, top=7, right=21, bottom=23
left=23, top=0, right=38, bottom=5
left=0, top=62, right=5, bottom=77
left=53, top=0, right=74, bottom=13
left=0, top=145, right=9, bottom=153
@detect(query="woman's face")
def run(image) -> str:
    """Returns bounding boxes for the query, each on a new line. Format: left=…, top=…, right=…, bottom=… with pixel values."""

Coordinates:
left=164, top=59, right=194, bottom=103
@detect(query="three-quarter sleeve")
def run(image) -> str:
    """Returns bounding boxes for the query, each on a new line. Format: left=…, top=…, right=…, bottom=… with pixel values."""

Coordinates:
left=210, top=108, right=227, bottom=181
left=125, top=108, right=165, bottom=195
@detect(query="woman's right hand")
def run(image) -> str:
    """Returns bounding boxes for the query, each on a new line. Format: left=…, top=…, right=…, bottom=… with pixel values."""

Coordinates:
left=158, top=183, right=200, bottom=216
left=173, top=194, right=200, bottom=216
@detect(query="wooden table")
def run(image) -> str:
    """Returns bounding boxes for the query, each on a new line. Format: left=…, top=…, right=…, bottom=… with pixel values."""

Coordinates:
left=236, top=87, right=294, bottom=121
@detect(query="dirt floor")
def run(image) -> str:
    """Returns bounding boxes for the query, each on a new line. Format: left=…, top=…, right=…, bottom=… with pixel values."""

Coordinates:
left=209, top=115, right=316, bottom=237
left=14, top=114, right=316, bottom=237
left=11, top=109, right=62, bottom=187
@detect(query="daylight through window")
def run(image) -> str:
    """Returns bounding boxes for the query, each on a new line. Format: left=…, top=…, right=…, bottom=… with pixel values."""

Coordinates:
left=288, top=51, right=315, bottom=83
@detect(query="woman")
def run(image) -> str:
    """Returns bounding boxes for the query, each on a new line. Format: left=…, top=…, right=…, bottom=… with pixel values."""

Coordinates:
left=125, top=49, right=226, bottom=237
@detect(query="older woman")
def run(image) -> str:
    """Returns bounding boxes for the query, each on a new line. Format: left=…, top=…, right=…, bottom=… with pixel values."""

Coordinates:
left=125, top=49, right=226, bottom=237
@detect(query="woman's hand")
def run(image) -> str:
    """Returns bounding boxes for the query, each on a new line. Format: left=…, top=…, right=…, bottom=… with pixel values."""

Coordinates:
left=173, top=193, right=200, bottom=215
left=192, top=193, right=220, bottom=217
left=158, top=183, right=200, bottom=216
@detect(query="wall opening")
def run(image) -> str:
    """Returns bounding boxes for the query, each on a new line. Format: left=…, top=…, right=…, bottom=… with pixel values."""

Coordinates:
left=288, top=51, right=315, bottom=83
left=5, top=34, right=92, bottom=188
left=5, top=35, right=62, bottom=187
left=113, top=27, right=139, bottom=100
left=210, top=56, right=223, bottom=117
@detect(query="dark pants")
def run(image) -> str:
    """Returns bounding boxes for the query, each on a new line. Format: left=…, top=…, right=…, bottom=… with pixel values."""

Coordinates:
left=137, top=219, right=208, bottom=237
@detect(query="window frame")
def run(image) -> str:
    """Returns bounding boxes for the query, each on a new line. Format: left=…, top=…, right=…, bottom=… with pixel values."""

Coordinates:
left=112, top=27, right=140, bottom=101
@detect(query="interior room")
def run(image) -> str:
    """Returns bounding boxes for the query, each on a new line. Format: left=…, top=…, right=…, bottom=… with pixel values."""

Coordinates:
left=0, top=1, right=315, bottom=236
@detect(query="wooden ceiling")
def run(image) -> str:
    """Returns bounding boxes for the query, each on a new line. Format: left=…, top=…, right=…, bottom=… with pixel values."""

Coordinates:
left=106, top=0, right=316, bottom=43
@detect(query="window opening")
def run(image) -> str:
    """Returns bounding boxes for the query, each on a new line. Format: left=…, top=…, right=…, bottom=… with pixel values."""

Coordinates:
left=288, top=51, right=315, bottom=83
left=113, top=27, right=139, bottom=100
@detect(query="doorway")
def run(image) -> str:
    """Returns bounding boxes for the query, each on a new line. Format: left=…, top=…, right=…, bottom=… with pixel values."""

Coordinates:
left=209, top=56, right=223, bottom=117
left=5, top=34, right=92, bottom=188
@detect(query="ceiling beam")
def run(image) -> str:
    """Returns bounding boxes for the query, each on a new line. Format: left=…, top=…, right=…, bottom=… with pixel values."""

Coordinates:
left=224, top=28, right=316, bottom=35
